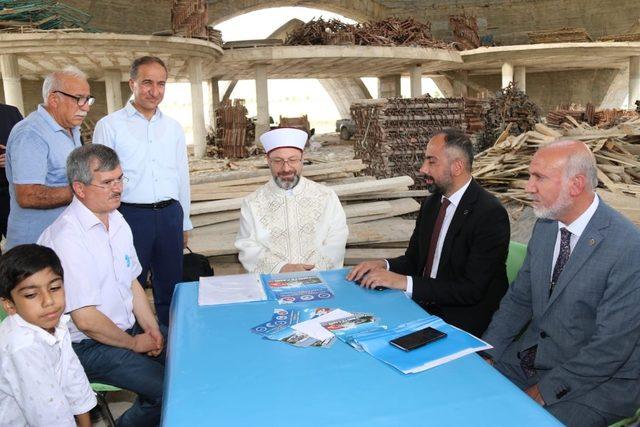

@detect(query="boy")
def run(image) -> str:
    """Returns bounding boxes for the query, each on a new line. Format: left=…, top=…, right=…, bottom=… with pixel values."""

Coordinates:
left=0, top=244, right=96, bottom=426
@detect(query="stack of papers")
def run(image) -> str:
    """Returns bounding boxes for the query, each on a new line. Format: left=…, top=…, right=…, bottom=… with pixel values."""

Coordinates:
left=198, top=274, right=267, bottom=306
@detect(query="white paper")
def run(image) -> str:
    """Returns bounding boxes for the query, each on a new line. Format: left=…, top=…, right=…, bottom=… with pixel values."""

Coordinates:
left=291, top=309, right=353, bottom=341
left=198, top=273, right=267, bottom=306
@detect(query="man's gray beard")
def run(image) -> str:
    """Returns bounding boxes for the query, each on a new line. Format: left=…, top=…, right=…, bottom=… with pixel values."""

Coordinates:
left=275, top=174, right=300, bottom=190
left=533, top=186, right=572, bottom=220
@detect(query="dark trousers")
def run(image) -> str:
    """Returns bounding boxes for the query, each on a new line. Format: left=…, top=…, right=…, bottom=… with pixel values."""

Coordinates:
left=0, top=185, right=9, bottom=245
left=72, top=324, right=167, bottom=427
left=119, top=201, right=183, bottom=326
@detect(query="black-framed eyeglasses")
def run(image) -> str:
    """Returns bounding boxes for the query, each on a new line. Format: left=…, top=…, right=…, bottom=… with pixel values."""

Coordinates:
left=87, top=176, right=129, bottom=189
left=54, top=90, right=96, bottom=107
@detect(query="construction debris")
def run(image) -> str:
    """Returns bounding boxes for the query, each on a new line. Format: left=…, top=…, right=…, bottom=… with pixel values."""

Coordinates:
left=527, top=27, right=592, bottom=44
left=170, top=0, right=222, bottom=45
left=279, top=115, right=310, bottom=134
left=449, top=14, right=480, bottom=50
left=0, top=0, right=95, bottom=32
left=284, top=17, right=450, bottom=49
left=350, top=96, right=466, bottom=189
left=473, top=119, right=640, bottom=225
left=477, top=82, right=541, bottom=152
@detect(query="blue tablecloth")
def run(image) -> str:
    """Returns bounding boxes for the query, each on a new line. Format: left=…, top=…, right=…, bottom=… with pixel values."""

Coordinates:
left=162, top=268, right=561, bottom=426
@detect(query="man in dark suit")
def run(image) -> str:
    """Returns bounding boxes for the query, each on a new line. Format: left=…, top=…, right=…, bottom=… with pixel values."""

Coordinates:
left=0, top=103, right=23, bottom=251
left=482, top=140, right=640, bottom=427
left=348, top=128, right=510, bottom=337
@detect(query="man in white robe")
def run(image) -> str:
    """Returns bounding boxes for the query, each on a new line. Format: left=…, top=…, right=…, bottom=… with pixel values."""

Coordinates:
left=235, top=128, right=348, bottom=273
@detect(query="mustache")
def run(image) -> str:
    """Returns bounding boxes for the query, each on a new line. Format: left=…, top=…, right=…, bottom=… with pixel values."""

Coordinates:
left=110, top=192, right=121, bottom=199
left=76, top=111, right=88, bottom=117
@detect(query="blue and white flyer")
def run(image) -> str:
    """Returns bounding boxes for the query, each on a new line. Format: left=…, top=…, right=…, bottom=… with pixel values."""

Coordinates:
left=265, top=272, right=334, bottom=304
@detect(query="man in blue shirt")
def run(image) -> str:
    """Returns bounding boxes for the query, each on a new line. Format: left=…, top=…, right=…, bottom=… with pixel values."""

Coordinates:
left=93, top=56, right=192, bottom=326
left=5, top=66, right=93, bottom=248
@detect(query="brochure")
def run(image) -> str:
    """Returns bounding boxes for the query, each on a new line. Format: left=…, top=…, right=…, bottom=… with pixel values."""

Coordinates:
left=353, top=316, right=492, bottom=374
left=265, top=272, right=334, bottom=304
left=321, top=312, right=386, bottom=351
left=198, top=273, right=267, bottom=306
left=251, top=307, right=332, bottom=336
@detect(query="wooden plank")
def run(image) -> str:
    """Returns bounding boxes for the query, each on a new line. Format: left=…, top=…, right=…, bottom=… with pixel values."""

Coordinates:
left=343, top=248, right=406, bottom=265
left=347, top=198, right=420, bottom=224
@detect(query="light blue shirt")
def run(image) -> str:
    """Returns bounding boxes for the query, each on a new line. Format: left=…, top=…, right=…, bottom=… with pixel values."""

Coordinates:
left=93, top=101, right=192, bottom=230
left=5, top=105, right=81, bottom=248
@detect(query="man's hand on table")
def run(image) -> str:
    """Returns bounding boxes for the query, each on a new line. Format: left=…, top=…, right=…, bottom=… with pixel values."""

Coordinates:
left=0, top=144, right=5, bottom=168
left=280, top=263, right=315, bottom=273
left=525, top=384, right=546, bottom=406
left=346, top=260, right=387, bottom=282
left=357, top=269, right=407, bottom=291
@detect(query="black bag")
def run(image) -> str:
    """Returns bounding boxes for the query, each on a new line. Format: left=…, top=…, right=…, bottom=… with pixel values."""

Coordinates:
left=183, top=247, right=214, bottom=282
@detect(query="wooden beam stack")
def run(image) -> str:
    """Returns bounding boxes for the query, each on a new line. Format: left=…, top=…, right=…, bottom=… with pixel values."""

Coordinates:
left=350, top=96, right=466, bottom=189
left=187, top=159, right=423, bottom=270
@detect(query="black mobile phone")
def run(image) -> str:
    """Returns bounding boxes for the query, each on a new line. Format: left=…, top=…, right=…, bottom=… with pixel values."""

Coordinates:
left=389, top=327, right=447, bottom=351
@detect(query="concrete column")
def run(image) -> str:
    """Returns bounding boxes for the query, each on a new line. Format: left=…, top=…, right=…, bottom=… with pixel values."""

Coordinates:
left=0, top=54, right=24, bottom=115
left=452, top=71, right=469, bottom=97
left=514, top=65, right=526, bottom=93
left=255, top=64, right=270, bottom=139
left=209, top=78, right=220, bottom=131
left=409, top=65, right=422, bottom=98
left=188, top=58, right=206, bottom=159
left=104, top=69, right=123, bottom=114
left=431, top=75, right=455, bottom=97
left=501, top=62, right=514, bottom=89
left=630, top=56, right=640, bottom=107
left=378, top=74, right=401, bottom=99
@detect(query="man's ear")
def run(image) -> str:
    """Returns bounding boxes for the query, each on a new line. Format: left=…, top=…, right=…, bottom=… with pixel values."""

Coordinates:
left=1, top=297, right=17, bottom=315
left=72, top=181, right=85, bottom=198
left=569, top=174, right=587, bottom=196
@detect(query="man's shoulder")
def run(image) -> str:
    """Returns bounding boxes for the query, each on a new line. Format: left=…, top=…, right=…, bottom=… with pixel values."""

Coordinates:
left=470, top=180, right=506, bottom=211
left=38, top=206, right=83, bottom=245
left=596, top=201, right=640, bottom=246
left=0, top=103, right=20, bottom=118
left=97, top=107, right=129, bottom=127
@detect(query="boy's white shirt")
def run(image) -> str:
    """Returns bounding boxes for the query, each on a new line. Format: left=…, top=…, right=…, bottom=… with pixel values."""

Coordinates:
left=0, top=313, right=96, bottom=427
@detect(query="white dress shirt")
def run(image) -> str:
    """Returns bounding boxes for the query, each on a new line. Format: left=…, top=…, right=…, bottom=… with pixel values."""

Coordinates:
left=392, top=178, right=472, bottom=296
left=0, top=314, right=96, bottom=426
left=38, top=197, right=142, bottom=342
left=551, top=194, right=599, bottom=276
left=93, top=101, right=193, bottom=231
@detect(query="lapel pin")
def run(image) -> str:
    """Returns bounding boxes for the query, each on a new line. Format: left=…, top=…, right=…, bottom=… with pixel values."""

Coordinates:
left=463, top=209, right=469, bottom=215
left=588, top=238, right=596, bottom=246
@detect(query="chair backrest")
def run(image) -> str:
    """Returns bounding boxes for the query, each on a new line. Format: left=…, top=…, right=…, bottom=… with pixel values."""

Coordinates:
left=0, top=306, right=6, bottom=322
left=506, top=241, right=528, bottom=284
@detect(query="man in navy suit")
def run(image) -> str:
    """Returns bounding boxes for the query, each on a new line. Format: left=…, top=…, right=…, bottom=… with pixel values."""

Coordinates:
left=349, top=128, right=510, bottom=337
left=0, top=103, right=23, bottom=250
left=483, top=140, right=640, bottom=426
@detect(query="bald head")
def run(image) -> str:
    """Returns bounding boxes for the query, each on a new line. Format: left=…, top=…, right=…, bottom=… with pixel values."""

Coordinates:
left=526, top=139, right=598, bottom=224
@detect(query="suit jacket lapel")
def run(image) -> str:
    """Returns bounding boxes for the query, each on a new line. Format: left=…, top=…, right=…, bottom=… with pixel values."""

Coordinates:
left=536, top=221, right=557, bottom=311
left=440, top=180, right=479, bottom=265
left=545, top=204, right=609, bottom=309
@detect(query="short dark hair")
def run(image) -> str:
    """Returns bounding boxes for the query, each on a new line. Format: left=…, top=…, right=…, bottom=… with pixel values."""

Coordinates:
left=130, top=56, right=168, bottom=80
left=0, top=244, right=64, bottom=301
left=433, top=128, right=474, bottom=171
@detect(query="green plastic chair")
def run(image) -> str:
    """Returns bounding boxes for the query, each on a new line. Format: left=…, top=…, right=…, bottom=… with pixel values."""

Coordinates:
left=506, top=241, right=527, bottom=284
left=91, top=382, right=122, bottom=427
left=609, top=408, right=640, bottom=427
left=0, top=306, right=6, bottom=322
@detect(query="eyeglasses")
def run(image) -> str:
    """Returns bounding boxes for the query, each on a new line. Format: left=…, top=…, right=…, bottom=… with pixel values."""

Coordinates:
left=87, top=176, right=129, bottom=189
left=269, top=157, right=302, bottom=168
left=54, top=90, right=96, bottom=107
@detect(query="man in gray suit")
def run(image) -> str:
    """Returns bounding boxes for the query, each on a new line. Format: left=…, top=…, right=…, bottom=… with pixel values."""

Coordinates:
left=482, top=140, right=640, bottom=427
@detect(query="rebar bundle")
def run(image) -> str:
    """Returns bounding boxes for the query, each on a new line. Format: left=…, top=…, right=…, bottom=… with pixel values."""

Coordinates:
left=0, top=0, right=95, bottom=32
left=351, top=96, right=466, bottom=189
left=449, top=14, right=480, bottom=51
left=214, top=99, right=250, bottom=159
left=285, top=17, right=450, bottom=49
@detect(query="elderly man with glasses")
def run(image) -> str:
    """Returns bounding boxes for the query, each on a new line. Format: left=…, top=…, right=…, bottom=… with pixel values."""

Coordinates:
left=5, top=65, right=93, bottom=248
left=235, top=127, right=348, bottom=273
left=39, top=144, right=166, bottom=427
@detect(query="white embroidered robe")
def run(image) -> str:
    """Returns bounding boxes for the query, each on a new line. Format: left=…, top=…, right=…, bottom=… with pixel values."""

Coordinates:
left=235, top=177, right=348, bottom=273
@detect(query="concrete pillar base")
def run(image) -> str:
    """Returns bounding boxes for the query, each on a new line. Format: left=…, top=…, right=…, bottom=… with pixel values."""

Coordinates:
left=378, top=74, right=401, bottom=98
left=188, top=58, right=206, bottom=159
left=409, top=65, right=422, bottom=98
left=104, top=69, right=123, bottom=114
left=255, top=64, right=270, bottom=139
left=501, top=62, right=514, bottom=89
left=629, top=56, right=640, bottom=107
